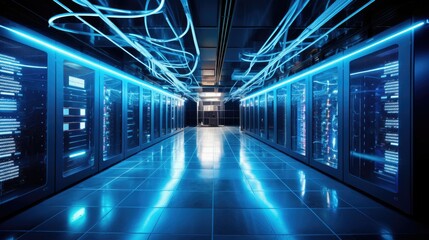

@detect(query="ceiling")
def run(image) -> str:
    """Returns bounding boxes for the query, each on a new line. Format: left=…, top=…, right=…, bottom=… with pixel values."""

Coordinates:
left=0, top=0, right=425, bottom=101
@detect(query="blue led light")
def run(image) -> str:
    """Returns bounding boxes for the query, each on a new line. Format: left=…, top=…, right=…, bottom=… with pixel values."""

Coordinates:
left=0, top=24, right=183, bottom=101
left=69, top=151, right=86, bottom=159
left=241, top=21, right=426, bottom=101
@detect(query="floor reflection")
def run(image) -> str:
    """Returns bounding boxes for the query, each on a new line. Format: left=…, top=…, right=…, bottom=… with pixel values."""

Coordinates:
left=0, top=127, right=428, bottom=239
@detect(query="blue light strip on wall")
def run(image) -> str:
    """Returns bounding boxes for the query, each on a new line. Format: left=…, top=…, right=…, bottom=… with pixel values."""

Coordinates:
left=0, top=24, right=184, bottom=102
left=240, top=21, right=426, bottom=102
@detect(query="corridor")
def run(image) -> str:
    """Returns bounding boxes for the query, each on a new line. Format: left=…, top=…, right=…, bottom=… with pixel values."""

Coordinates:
left=1, top=127, right=428, bottom=239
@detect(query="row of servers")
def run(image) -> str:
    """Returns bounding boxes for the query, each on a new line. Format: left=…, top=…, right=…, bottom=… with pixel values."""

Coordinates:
left=240, top=20, right=428, bottom=214
left=0, top=19, right=185, bottom=218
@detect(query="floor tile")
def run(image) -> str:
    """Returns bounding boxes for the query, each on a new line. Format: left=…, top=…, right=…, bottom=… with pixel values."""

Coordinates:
left=266, top=209, right=332, bottom=235
left=34, top=206, right=112, bottom=232
left=138, top=178, right=181, bottom=191
left=101, top=177, right=146, bottom=190
left=247, top=179, right=289, bottom=191
left=152, top=208, right=212, bottom=234
left=251, top=191, right=305, bottom=209
left=213, top=209, right=275, bottom=235
left=314, top=208, right=383, bottom=234
left=168, top=191, right=212, bottom=208
left=39, top=189, right=94, bottom=206
left=90, top=207, right=163, bottom=233
left=360, top=208, right=429, bottom=234
left=175, top=179, right=213, bottom=191
left=214, top=191, right=261, bottom=209
left=0, top=206, right=65, bottom=230
left=214, top=179, right=251, bottom=192
left=214, top=235, right=278, bottom=240
left=80, top=232, right=150, bottom=240
left=0, top=231, right=25, bottom=240
left=297, top=191, right=351, bottom=209
left=19, top=231, right=82, bottom=240
left=119, top=190, right=175, bottom=208
left=74, top=189, right=131, bottom=207
left=149, top=234, right=211, bottom=240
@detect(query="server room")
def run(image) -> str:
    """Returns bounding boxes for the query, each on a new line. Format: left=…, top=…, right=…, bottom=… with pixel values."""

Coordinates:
left=0, top=0, right=429, bottom=239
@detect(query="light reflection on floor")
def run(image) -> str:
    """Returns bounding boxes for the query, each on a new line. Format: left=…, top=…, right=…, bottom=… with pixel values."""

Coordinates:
left=1, top=127, right=428, bottom=240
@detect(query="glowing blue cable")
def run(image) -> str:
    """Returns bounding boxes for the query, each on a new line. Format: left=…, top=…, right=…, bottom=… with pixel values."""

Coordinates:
left=230, top=0, right=375, bottom=99
left=49, top=0, right=200, bottom=101
left=0, top=24, right=184, bottom=101
left=239, top=21, right=426, bottom=102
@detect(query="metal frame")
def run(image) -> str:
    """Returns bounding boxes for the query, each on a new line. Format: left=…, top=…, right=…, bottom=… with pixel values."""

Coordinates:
left=125, top=82, right=142, bottom=157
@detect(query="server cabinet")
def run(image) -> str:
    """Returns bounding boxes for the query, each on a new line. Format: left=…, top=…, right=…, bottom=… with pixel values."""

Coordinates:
left=142, top=88, right=152, bottom=144
left=166, top=97, right=171, bottom=134
left=176, top=101, right=181, bottom=129
left=161, top=95, right=166, bottom=136
left=290, top=79, right=307, bottom=160
left=0, top=34, right=54, bottom=218
left=310, top=66, right=342, bottom=178
left=171, top=98, right=176, bottom=132
left=344, top=24, right=412, bottom=213
left=258, top=94, right=266, bottom=138
left=244, top=100, right=250, bottom=131
left=99, top=75, right=123, bottom=170
left=56, top=59, right=99, bottom=190
left=267, top=91, right=275, bottom=142
left=276, top=87, right=287, bottom=146
left=153, top=92, right=160, bottom=139
left=249, top=98, right=254, bottom=133
left=125, top=83, right=140, bottom=157
left=179, top=101, right=184, bottom=129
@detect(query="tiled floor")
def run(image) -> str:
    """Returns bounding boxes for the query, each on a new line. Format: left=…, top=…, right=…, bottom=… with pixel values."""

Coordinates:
left=1, top=127, right=428, bottom=239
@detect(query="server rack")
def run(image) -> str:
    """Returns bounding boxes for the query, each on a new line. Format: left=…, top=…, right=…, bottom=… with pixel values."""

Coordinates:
left=343, top=22, right=413, bottom=213
left=161, top=95, right=166, bottom=136
left=276, top=87, right=287, bottom=147
left=153, top=92, right=160, bottom=139
left=166, top=97, right=171, bottom=134
left=142, top=88, right=152, bottom=145
left=0, top=30, right=55, bottom=218
left=240, top=20, right=427, bottom=214
left=267, top=91, right=275, bottom=142
left=171, top=99, right=177, bottom=131
left=289, top=78, right=309, bottom=163
left=55, top=58, right=100, bottom=191
left=0, top=18, right=186, bottom=218
left=125, top=83, right=141, bottom=157
left=99, top=74, right=123, bottom=170
left=259, top=94, right=266, bottom=138
left=309, top=65, right=343, bottom=179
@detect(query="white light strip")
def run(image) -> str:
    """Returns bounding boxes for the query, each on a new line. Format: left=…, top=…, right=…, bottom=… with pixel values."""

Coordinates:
left=350, top=63, right=398, bottom=76
left=199, top=92, right=221, bottom=97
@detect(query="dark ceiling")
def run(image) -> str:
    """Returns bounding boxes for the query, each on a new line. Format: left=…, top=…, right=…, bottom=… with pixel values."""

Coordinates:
left=0, top=0, right=426, bottom=101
